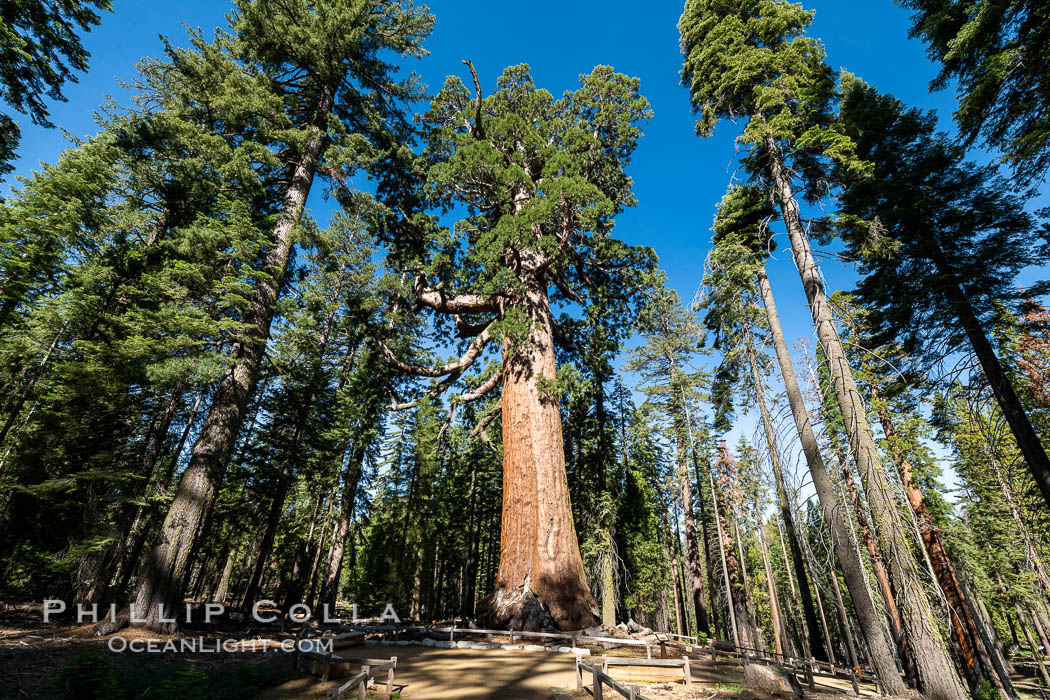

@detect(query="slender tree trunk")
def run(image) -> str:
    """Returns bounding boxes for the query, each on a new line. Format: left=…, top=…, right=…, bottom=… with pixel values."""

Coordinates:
left=710, top=462, right=738, bottom=647
left=133, top=96, right=331, bottom=632
left=775, top=516, right=801, bottom=647
left=1032, top=612, right=1050, bottom=663
left=755, top=504, right=784, bottom=657
left=829, top=568, right=860, bottom=673
left=213, top=547, right=237, bottom=604
left=669, top=383, right=711, bottom=637
left=755, top=266, right=907, bottom=693
left=799, top=532, right=836, bottom=666
left=929, top=245, right=1050, bottom=512
left=669, top=518, right=686, bottom=635
left=687, top=420, right=719, bottom=638
left=242, top=306, right=342, bottom=609
left=601, top=523, right=616, bottom=627
left=769, top=143, right=967, bottom=700
left=746, top=340, right=825, bottom=660
left=462, top=459, right=482, bottom=617
left=320, top=443, right=367, bottom=609
left=729, top=504, right=760, bottom=650
left=879, top=407, right=1011, bottom=697
left=1017, top=603, right=1050, bottom=688
left=483, top=275, right=597, bottom=631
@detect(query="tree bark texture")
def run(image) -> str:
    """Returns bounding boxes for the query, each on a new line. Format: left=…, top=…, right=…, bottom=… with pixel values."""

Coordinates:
left=756, top=266, right=907, bottom=693
left=768, top=143, right=966, bottom=700
left=482, top=277, right=598, bottom=631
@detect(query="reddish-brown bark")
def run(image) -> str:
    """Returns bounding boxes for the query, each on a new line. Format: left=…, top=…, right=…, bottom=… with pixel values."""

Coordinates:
left=479, top=279, right=597, bottom=631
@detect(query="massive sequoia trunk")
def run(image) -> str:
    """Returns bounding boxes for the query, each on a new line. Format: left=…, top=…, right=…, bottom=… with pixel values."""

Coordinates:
left=755, top=266, right=907, bottom=693
left=482, top=277, right=598, bottom=631
left=767, top=142, right=968, bottom=700
left=132, top=99, right=330, bottom=632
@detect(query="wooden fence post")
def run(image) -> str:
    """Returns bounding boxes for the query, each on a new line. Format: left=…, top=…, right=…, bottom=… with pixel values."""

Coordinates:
left=576, top=657, right=583, bottom=689
left=645, top=642, right=651, bottom=660
left=358, top=666, right=369, bottom=700
left=683, top=655, right=692, bottom=685
left=387, top=657, right=397, bottom=693
left=806, top=658, right=815, bottom=691
left=593, top=664, right=604, bottom=700
left=849, top=668, right=859, bottom=696
left=630, top=685, right=639, bottom=700
left=659, top=640, right=666, bottom=659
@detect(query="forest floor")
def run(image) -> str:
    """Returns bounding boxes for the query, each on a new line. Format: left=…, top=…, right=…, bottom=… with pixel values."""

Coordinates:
left=0, top=603, right=1045, bottom=700
left=261, top=644, right=883, bottom=699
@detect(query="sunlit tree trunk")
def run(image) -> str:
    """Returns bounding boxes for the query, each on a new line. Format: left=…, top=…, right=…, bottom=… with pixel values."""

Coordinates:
left=756, top=266, right=907, bottom=692
left=484, top=275, right=597, bottom=631
left=768, top=143, right=966, bottom=699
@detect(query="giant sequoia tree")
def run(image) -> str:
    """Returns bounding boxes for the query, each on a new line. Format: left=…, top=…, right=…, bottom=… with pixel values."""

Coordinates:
left=133, top=0, right=432, bottom=632
left=680, top=1, right=967, bottom=697
left=379, top=63, right=655, bottom=631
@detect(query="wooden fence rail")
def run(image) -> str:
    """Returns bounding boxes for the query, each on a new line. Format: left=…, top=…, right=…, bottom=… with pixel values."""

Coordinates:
left=324, top=657, right=397, bottom=700
left=321, top=623, right=865, bottom=694
left=577, top=658, right=653, bottom=700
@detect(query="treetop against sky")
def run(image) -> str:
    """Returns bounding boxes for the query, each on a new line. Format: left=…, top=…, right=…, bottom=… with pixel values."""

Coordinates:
left=6, top=0, right=1043, bottom=486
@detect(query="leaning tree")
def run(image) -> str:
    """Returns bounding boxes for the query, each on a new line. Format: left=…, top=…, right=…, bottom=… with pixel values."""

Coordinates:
left=679, top=1, right=967, bottom=697
left=133, top=0, right=433, bottom=632
left=378, top=63, right=656, bottom=631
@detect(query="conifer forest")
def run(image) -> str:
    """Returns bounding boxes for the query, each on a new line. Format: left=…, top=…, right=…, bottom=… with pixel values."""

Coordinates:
left=4, top=1, right=1050, bottom=699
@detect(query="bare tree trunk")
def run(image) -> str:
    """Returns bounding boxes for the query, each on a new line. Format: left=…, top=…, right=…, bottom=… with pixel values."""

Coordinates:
left=710, top=463, right=738, bottom=647
left=686, top=419, right=720, bottom=638
left=755, top=504, right=784, bottom=657
left=1017, top=603, right=1050, bottom=688
left=756, top=266, right=907, bottom=693
left=746, top=338, right=825, bottom=661
left=601, top=524, right=616, bottom=627
left=799, top=532, right=836, bottom=666
left=482, top=276, right=597, bottom=631
left=879, top=407, right=1011, bottom=697
left=672, top=383, right=711, bottom=636
left=829, top=568, right=860, bottom=673
left=768, top=143, right=967, bottom=700
left=729, top=504, right=761, bottom=650
left=213, top=547, right=237, bottom=604
left=669, top=520, right=686, bottom=635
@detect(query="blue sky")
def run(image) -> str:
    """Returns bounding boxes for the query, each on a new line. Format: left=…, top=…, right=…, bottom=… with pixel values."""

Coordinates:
left=6, top=1, right=1016, bottom=496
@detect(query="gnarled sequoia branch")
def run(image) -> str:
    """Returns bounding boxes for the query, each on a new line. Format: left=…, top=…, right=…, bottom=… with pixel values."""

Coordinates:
left=376, top=322, right=494, bottom=378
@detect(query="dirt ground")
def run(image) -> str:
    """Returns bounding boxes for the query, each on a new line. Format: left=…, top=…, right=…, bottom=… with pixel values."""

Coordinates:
left=1, top=602, right=1046, bottom=700
left=260, top=645, right=883, bottom=700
